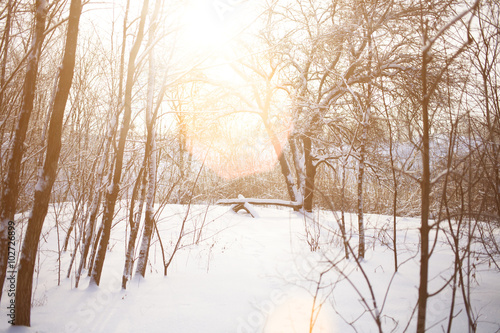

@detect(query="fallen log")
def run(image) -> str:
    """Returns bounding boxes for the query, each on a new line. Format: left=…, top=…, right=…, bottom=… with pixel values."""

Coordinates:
left=228, top=195, right=259, bottom=218
left=217, top=195, right=303, bottom=217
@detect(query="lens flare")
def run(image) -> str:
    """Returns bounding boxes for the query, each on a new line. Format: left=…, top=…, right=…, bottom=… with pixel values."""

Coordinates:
left=184, top=110, right=292, bottom=179
left=176, top=0, right=290, bottom=179
left=263, top=295, right=335, bottom=333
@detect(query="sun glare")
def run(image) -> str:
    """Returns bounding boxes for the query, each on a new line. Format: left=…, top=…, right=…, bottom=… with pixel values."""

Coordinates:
left=173, top=0, right=295, bottom=179
left=185, top=110, right=293, bottom=179
left=264, top=295, right=336, bottom=333
left=180, top=1, right=226, bottom=52
left=178, top=0, right=253, bottom=57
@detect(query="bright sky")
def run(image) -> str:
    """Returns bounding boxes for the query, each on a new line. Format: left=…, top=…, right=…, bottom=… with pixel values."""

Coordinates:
left=172, top=0, right=295, bottom=179
left=81, top=0, right=293, bottom=179
left=176, top=0, right=259, bottom=58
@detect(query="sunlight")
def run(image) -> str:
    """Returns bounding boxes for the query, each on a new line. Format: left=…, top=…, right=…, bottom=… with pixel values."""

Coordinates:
left=264, top=295, right=336, bottom=333
left=177, top=0, right=254, bottom=57
left=185, top=109, right=293, bottom=179
left=179, top=0, right=227, bottom=54
left=174, top=1, right=295, bottom=179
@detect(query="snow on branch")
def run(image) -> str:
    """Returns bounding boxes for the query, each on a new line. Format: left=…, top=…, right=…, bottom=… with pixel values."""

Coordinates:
left=217, top=195, right=303, bottom=209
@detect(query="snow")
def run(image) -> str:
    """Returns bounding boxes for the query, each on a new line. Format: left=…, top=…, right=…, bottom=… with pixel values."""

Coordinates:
left=2, top=204, right=500, bottom=332
left=33, top=174, right=47, bottom=192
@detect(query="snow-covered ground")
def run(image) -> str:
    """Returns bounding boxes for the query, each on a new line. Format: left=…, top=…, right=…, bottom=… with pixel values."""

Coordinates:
left=1, top=204, right=499, bottom=332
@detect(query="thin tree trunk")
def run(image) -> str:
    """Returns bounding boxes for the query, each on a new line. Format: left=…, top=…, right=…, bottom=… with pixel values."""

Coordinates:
left=340, top=161, right=349, bottom=259
left=357, top=117, right=366, bottom=259
left=87, top=214, right=104, bottom=277
left=76, top=0, right=130, bottom=288
left=63, top=195, right=82, bottom=251
left=122, top=167, right=146, bottom=289
left=415, top=2, right=478, bottom=328
left=263, top=120, right=300, bottom=205
left=136, top=137, right=156, bottom=278
left=303, top=134, right=316, bottom=213
left=0, top=0, right=14, bottom=111
left=90, top=0, right=149, bottom=287
left=357, top=20, right=374, bottom=260
left=0, top=0, right=47, bottom=303
left=381, top=86, right=398, bottom=272
left=390, top=145, right=398, bottom=270
left=416, top=22, right=431, bottom=333
left=290, top=135, right=306, bottom=201
left=15, top=0, right=81, bottom=325
left=136, top=0, right=160, bottom=276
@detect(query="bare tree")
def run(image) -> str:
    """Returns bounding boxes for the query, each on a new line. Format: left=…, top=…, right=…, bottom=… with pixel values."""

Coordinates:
left=0, top=0, right=48, bottom=303
left=135, top=0, right=163, bottom=279
left=416, top=1, right=478, bottom=331
left=90, top=0, right=149, bottom=287
left=15, top=0, right=82, bottom=325
left=74, top=0, right=131, bottom=288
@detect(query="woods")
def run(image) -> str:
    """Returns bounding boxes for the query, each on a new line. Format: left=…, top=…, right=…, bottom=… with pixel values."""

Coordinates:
left=0, top=0, right=499, bottom=331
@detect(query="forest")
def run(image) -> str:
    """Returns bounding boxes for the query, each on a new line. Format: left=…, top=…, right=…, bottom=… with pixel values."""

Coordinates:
left=0, top=0, right=499, bottom=332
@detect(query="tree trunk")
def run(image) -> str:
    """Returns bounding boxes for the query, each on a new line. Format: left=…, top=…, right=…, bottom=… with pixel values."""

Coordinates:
left=0, top=0, right=47, bottom=303
left=122, top=167, right=146, bottom=289
left=380, top=74, right=399, bottom=271
left=416, top=23, right=431, bottom=333
left=74, top=150, right=106, bottom=286
left=75, top=0, right=130, bottom=288
left=63, top=195, right=82, bottom=251
left=357, top=20, right=374, bottom=260
left=290, top=135, right=306, bottom=201
left=0, top=0, right=14, bottom=111
left=135, top=148, right=156, bottom=277
left=303, top=134, right=316, bottom=213
left=357, top=117, right=366, bottom=259
left=87, top=214, right=104, bottom=277
left=135, top=135, right=156, bottom=278
left=15, top=0, right=81, bottom=325
left=136, top=1, right=160, bottom=276
left=340, top=162, right=349, bottom=259
left=263, top=119, right=300, bottom=205
left=90, top=0, right=149, bottom=287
